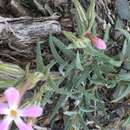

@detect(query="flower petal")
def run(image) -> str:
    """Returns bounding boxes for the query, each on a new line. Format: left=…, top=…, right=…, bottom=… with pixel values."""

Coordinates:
left=4, top=87, right=21, bottom=109
left=0, top=103, right=9, bottom=115
left=0, top=116, right=12, bottom=130
left=95, top=38, right=106, bottom=50
left=19, top=106, right=43, bottom=117
left=14, top=117, right=33, bottom=130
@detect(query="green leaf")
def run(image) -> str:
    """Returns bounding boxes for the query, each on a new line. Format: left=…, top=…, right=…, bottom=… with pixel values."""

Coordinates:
left=84, top=91, right=99, bottom=102
left=75, top=51, right=84, bottom=71
left=112, top=84, right=130, bottom=102
left=86, top=0, right=95, bottom=31
left=117, top=28, right=130, bottom=42
left=72, top=68, right=90, bottom=89
left=0, top=80, right=17, bottom=88
left=49, top=35, right=66, bottom=65
left=36, top=41, right=46, bottom=73
left=64, top=117, right=73, bottom=130
left=50, top=95, right=67, bottom=121
left=0, top=62, right=24, bottom=79
left=118, top=73, right=130, bottom=81
left=73, top=0, right=87, bottom=23
left=73, top=0, right=88, bottom=34
left=121, top=40, right=127, bottom=60
left=77, top=114, right=89, bottom=130
left=79, top=108, right=95, bottom=113
left=50, top=36, right=75, bottom=59
left=123, top=116, right=130, bottom=127
left=63, top=31, right=90, bottom=49
left=42, top=91, right=54, bottom=106
left=64, top=111, right=77, bottom=116
left=59, top=64, right=67, bottom=76
left=103, top=23, right=111, bottom=43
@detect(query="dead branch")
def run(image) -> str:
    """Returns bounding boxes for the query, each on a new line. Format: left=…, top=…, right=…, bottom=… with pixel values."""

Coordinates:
left=0, top=16, right=61, bottom=44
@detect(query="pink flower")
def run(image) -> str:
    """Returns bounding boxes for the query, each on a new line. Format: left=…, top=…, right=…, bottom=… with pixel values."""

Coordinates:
left=94, top=37, right=106, bottom=50
left=84, top=32, right=106, bottom=50
left=0, top=87, right=43, bottom=130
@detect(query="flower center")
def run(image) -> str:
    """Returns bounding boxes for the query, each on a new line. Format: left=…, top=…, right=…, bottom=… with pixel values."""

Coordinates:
left=10, top=110, right=17, bottom=117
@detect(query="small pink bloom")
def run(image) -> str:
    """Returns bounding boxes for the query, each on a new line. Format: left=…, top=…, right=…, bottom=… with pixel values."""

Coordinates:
left=0, top=87, right=43, bottom=130
left=94, top=37, right=106, bottom=50
left=84, top=32, right=106, bottom=50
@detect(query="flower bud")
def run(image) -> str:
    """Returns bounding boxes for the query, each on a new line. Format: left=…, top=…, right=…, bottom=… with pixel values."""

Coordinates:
left=84, top=32, right=106, bottom=50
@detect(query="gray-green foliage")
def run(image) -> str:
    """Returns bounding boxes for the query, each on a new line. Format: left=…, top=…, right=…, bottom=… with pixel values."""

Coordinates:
left=35, top=0, right=130, bottom=129
left=1, top=0, right=130, bottom=129
left=43, top=0, right=130, bottom=129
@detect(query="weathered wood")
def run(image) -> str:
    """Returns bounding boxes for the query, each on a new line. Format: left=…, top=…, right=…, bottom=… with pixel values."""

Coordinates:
left=0, top=16, right=61, bottom=44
